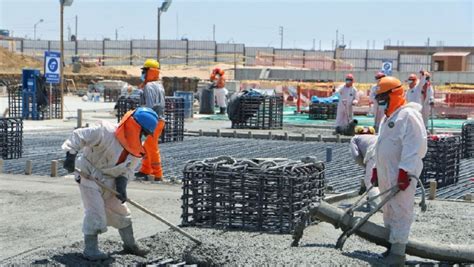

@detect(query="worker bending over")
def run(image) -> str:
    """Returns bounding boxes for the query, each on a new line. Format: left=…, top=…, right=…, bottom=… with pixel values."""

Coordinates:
left=210, top=67, right=228, bottom=114
left=62, top=107, right=159, bottom=260
left=136, top=59, right=166, bottom=182
left=372, top=76, right=427, bottom=265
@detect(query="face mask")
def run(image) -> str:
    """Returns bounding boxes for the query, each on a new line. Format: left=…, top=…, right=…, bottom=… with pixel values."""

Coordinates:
left=345, top=79, right=352, bottom=84
left=140, top=73, right=146, bottom=82
left=377, top=99, right=388, bottom=110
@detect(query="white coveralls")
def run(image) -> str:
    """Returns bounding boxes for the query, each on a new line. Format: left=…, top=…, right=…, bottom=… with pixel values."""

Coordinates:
left=349, top=135, right=381, bottom=201
left=375, top=102, right=427, bottom=244
left=335, top=85, right=359, bottom=128
left=405, top=77, right=434, bottom=127
left=214, top=88, right=228, bottom=108
left=62, top=121, right=140, bottom=235
left=369, top=85, right=385, bottom=130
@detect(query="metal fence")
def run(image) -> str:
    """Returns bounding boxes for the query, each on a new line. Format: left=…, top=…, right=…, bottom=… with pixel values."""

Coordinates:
left=1, top=39, right=466, bottom=72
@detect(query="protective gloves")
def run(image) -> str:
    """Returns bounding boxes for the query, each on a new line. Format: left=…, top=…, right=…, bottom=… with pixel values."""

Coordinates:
left=63, top=151, right=77, bottom=173
left=371, top=168, right=378, bottom=187
left=398, top=169, right=410, bottom=191
left=115, top=176, right=128, bottom=203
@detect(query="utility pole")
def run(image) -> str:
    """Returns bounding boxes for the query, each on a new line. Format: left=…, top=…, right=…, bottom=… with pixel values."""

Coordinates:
left=115, top=29, right=118, bottom=40
left=279, top=26, right=284, bottom=49
left=60, top=3, right=64, bottom=119
left=75, top=15, right=78, bottom=39
left=335, top=29, right=339, bottom=48
left=157, top=6, right=161, bottom=60
left=312, top=38, right=315, bottom=50
left=319, top=40, right=322, bottom=51
left=67, top=24, right=71, bottom=41
left=213, top=24, right=215, bottom=42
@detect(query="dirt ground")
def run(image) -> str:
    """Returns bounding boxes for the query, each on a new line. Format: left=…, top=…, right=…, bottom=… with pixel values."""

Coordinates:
left=1, top=172, right=472, bottom=265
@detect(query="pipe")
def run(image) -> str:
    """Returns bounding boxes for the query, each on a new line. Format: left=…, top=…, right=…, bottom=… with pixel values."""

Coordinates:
left=294, top=201, right=474, bottom=263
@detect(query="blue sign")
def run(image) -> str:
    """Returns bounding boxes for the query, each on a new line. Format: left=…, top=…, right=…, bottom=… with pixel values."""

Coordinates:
left=382, top=60, right=393, bottom=75
left=44, top=51, right=61, bottom=84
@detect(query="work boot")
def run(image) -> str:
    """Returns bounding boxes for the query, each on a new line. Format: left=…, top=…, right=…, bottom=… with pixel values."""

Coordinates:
left=135, top=172, right=149, bottom=181
left=83, top=235, right=108, bottom=261
left=219, top=107, right=226, bottom=114
left=119, top=224, right=150, bottom=257
left=384, top=243, right=406, bottom=266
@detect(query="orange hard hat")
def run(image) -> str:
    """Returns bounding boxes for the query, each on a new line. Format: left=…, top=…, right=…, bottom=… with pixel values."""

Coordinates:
left=375, top=71, right=386, bottom=80
left=345, top=73, right=354, bottom=80
left=376, top=76, right=403, bottom=95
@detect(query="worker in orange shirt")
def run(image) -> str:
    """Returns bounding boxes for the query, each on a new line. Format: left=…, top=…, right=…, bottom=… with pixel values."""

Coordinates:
left=135, top=59, right=166, bottom=182
left=210, top=67, right=228, bottom=114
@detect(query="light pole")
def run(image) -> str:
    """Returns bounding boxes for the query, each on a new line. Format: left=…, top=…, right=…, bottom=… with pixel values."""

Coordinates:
left=60, top=0, right=73, bottom=119
left=115, top=26, right=124, bottom=40
left=33, top=19, right=44, bottom=40
left=157, top=0, right=172, bottom=61
left=279, top=26, right=284, bottom=49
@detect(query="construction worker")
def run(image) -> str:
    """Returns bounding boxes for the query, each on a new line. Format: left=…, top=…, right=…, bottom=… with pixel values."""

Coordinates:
left=62, top=107, right=158, bottom=260
left=371, top=76, right=427, bottom=265
left=405, top=71, right=434, bottom=127
left=350, top=126, right=381, bottom=211
left=136, top=59, right=166, bottom=182
left=369, top=71, right=386, bottom=131
left=210, top=67, right=228, bottom=114
left=335, top=73, right=359, bottom=134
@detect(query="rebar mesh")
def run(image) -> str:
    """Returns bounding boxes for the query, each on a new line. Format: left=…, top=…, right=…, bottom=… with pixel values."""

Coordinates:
left=182, top=156, right=325, bottom=233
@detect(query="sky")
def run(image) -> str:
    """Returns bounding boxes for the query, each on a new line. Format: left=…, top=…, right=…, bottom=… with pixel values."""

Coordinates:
left=0, top=0, right=473, bottom=50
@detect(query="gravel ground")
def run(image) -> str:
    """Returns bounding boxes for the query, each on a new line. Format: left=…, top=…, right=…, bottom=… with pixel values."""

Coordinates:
left=4, top=199, right=472, bottom=266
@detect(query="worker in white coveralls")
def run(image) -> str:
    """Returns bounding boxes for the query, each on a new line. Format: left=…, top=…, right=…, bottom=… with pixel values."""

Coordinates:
left=371, top=76, right=427, bottom=265
left=335, top=73, right=359, bottom=134
left=62, top=107, right=158, bottom=260
left=405, top=71, right=434, bottom=127
left=349, top=126, right=381, bottom=211
left=369, top=71, right=386, bottom=132
left=210, top=67, right=228, bottom=114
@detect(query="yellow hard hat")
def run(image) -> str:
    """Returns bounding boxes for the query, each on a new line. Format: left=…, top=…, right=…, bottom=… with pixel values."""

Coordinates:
left=355, top=126, right=364, bottom=134
left=376, top=76, right=403, bottom=95
left=142, top=59, right=160, bottom=69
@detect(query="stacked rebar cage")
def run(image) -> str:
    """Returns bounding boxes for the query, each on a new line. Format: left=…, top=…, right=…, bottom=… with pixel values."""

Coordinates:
left=104, top=88, right=121, bottom=103
left=0, top=118, right=23, bottom=160
left=7, top=82, right=22, bottom=118
left=160, top=97, right=185, bottom=143
left=231, top=95, right=284, bottom=129
left=116, top=96, right=184, bottom=143
left=182, top=157, right=325, bottom=233
left=420, top=135, right=461, bottom=187
left=461, top=120, right=474, bottom=159
left=309, top=103, right=337, bottom=120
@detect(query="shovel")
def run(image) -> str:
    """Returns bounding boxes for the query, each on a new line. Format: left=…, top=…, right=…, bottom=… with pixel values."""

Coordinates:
left=75, top=168, right=202, bottom=245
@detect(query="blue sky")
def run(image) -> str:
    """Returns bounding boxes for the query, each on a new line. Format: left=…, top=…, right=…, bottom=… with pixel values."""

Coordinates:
left=1, top=0, right=472, bottom=50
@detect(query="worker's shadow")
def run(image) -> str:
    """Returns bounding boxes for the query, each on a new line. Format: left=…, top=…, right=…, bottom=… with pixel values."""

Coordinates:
left=50, top=253, right=116, bottom=266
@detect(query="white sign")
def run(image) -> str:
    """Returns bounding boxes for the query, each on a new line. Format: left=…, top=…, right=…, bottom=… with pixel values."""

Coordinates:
left=44, top=51, right=61, bottom=84
left=382, top=60, right=393, bottom=75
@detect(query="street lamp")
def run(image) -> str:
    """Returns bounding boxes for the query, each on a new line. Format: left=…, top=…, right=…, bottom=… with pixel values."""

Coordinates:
left=60, top=0, right=73, bottom=119
left=157, top=0, right=172, bottom=61
left=115, top=26, right=124, bottom=40
left=33, top=19, right=44, bottom=40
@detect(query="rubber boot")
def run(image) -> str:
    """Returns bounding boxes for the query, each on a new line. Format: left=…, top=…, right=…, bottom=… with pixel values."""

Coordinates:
left=219, top=107, right=226, bottom=114
left=83, top=235, right=108, bottom=261
left=119, top=224, right=150, bottom=257
left=384, top=243, right=406, bottom=266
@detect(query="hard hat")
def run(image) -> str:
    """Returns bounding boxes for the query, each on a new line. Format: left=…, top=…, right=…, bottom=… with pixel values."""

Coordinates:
left=376, top=76, right=403, bottom=95
left=218, top=69, right=225, bottom=76
left=354, top=126, right=364, bottom=134
left=408, top=74, right=417, bottom=81
left=132, top=107, right=159, bottom=135
left=142, top=59, right=160, bottom=69
left=213, top=67, right=222, bottom=74
left=345, top=73, right=354, bottom=80
left=375, top=71, right=386, bottom=80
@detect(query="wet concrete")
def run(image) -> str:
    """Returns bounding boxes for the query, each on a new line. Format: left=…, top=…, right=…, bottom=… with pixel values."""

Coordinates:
left=2, top=179, right=472, bottom=266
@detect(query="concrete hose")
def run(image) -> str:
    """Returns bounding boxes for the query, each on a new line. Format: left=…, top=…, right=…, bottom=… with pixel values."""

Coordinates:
left=307, top=201, right=474, bottom=263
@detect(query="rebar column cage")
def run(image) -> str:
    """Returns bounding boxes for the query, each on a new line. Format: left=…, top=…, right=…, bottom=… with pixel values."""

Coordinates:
left=231, top=95, right=284, bottom=130
left=309, top=103, right=337, bottom=120
left=160, top=97, right=185, bottom=143
left=0, top=118, right=23, bottom=160
left=461, top=120, right=474, bottom=159
left=421, top=135, right=461, bottom=187
left=182, top=157, right=325, bottom=234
